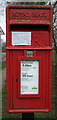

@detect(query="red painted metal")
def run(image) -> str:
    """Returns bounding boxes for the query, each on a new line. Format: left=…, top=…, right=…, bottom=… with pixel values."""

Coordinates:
left=6, top=5, right=52, bottom=113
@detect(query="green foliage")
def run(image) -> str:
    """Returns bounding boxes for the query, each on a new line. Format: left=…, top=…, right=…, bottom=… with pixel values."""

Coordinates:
left=2, top=61, right=6, bottom=69
left=55, top=46, right=57, bottom=53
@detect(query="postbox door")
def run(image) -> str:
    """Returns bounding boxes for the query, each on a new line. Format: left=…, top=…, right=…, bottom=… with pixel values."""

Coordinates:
left=12, top=50, right=49, bottom=110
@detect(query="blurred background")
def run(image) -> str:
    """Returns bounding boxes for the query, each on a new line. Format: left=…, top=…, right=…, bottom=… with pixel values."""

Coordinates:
left=0, top=0, right=57, bottom=119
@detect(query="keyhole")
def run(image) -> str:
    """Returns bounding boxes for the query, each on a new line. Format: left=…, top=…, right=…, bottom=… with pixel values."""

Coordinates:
left=16, top=78, right=18, bottom=82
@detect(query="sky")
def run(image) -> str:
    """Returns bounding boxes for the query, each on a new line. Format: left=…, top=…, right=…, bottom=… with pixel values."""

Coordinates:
left=0, top=0, right=56, bottom=42
left=0, top=0, right=6, bottom=42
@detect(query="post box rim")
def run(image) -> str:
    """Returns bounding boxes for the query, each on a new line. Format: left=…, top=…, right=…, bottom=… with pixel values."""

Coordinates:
left=6, top=4, right=53, bottom=9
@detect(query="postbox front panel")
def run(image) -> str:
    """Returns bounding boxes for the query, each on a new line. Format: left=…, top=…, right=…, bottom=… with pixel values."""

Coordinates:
left=9, top=50, right=51, bottom=110
left=6, top=5, right=52, bottom=113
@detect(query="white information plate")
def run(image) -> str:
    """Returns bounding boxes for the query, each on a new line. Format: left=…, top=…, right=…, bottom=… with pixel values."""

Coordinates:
left=21, top=60, right=39, bottom=94
left=12, top=32, right=31, bottom=45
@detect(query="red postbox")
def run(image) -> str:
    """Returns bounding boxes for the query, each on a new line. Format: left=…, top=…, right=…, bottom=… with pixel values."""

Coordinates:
left=6, top=5, right=52, bottom=113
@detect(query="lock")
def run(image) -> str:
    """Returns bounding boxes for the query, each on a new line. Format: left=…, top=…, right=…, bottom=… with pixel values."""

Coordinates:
left=27, top=51, right=33, bottom=57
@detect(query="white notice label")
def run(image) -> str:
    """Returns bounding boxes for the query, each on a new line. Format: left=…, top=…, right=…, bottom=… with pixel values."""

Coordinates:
left=21, top=60, right=39, bottom=94
left=12, top=32, right=31, bottom=45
